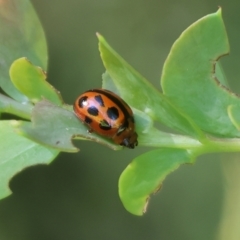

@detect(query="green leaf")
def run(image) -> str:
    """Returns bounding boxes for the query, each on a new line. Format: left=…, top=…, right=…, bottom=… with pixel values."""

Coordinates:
left=10, top=58, right=63, bottom=105
left=0, top=0, right=47, bottom=102
left=102, top=71, right=120, bottom=95
left=98, top=34, right=203, bottom=139
left=0, top=93, right=32, bottom=119
left=119, top=148, right=194, bottom=216
left=0, top=120, right=58, bottom=199
left=102, top=71, right=202, bottom=148
left=227, top=105, right=240, bottom=131
left=215, top=62, right=229, bottom=87
left=161, top=9, right=240, bottom=138
left=16, top=100, right=122, bottom=152
left=138, top=127, right=201, bottom=148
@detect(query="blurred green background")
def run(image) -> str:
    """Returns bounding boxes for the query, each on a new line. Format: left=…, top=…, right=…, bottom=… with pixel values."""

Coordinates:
left=1, top=0, right=240, bottom=239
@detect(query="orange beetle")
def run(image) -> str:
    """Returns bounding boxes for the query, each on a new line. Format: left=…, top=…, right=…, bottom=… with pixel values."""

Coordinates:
left=73, top=89, right=138, bottom=149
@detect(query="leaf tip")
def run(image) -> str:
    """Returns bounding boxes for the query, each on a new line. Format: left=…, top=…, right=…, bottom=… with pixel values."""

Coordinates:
left=96, top=32, right=103, bottom=41
left=142, top=197, right=149, bottom=214
left=216, top=6, right=222, bottom=16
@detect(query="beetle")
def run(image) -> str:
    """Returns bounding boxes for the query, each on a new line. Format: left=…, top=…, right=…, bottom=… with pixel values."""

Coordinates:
left=74, top=89, right=138, bottom=148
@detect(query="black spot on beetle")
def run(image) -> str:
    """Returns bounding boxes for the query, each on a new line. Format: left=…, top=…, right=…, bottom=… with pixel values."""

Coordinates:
left=95, top=95, right=104, bottom=107
left=88, top=106, right=99, bottom=116
left=107, top=107, right=119, bottom=120
left=87, top=89, right=132, bottom=121
left=85, top=116, right=92, bottom=124
left=99, top=119, right=111, bottom=130
left=79, top=96, right=88, bottom=108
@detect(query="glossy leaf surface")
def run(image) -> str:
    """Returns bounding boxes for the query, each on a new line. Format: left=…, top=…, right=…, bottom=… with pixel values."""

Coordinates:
left=119, top=148, right=194, bottom=215
left=98, top=34, right=203, bottom=138
left=162, top=9, right=240, bottom=137
left=10, top=58, right=63, bottom=105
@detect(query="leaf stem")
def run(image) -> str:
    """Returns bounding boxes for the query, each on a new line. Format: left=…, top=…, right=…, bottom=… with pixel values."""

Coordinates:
left=0, top=93, right=32, bottom=120
left=140, top=129, right=240, bottom=155
left=204, top=136, right=240, bottom=153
